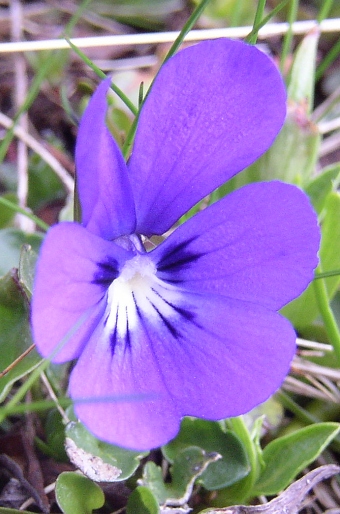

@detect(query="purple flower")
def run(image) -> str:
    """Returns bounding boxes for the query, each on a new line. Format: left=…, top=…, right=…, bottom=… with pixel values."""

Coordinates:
left=32, top=39, right=320, bottom=451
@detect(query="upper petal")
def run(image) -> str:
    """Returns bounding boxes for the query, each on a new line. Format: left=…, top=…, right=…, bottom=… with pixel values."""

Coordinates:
left=31, top=222, right=134, bottom=363
left=128, top=39, right=286, bottom=236
left=76, top=79, right=136, bottom=240
left=69, top=290, right=295, bottom=451
left=152, top=181, right=320, bottom=310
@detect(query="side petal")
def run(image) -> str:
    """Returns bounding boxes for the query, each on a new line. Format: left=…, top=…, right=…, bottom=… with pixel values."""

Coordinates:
left=69, top=291, right=295, bottom=451
left=128, top=39, right=286, bottom=236
left=31, top=222, right=134, bottom=363
left=76, top=79, right=136, bottom=240
left=152, top=181, right=320, bottom=310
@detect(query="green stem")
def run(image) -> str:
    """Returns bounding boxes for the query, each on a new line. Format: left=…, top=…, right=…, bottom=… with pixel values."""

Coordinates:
left=280, top=0, right=299, bottom=73
left=277, top=391, right=340, bottom=453
left=313, top=265, right=340, bottom=365
left=0, top=196, right=49, bottom=231
left=227, top=416, right=259, bottom=496
left=247, top=0, right=267, bottom=44
left=64, top=0, right=92, bottom=38
left=230, top=0, right=246, bottom=27
left=1, top=359, right=49, bottom=422
left=66, top=39, right=138, bottom=116
left=316, top=38, right=340, bottom=82
left=162, top=0, right=212, bottom=63
left=314, top=268, right=340, bottom=280
left=245, top=0, right=290, bottom=45
left=122, top=0, right=211, bottom=157
left=0, top=54, right=60, bottom=164
left=1, top=398, right=72, bottom=416
left=2, top=308, right=92, bottom=423
left=0, top=0, right=94, bottom=165
left=317, top=0, right=334, bottom=23
left=277, top=390, right=319, bottom=425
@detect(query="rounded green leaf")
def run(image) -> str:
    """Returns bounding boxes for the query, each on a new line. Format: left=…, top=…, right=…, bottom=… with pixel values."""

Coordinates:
left=65, top=421, right=148, bottom=482
left=253, top=422, right=340, bottom=496
left=126, top=486, right=159, bottom=514
left=142, top=446, right=219, bottom=506
left=38, top=409, right=68, bottom=461
left=163, top=418, right=250, bottom=490
left=0, top=228, right=42, bottom=277
left=18, top=244, right=38, bottom=298
left=56, top=471, right=104, bottom=514
left=0, top=272, right=41, bottom=403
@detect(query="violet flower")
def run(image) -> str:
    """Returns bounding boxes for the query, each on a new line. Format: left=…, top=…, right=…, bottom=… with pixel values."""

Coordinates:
left=32, top=39, right=320, bottom=451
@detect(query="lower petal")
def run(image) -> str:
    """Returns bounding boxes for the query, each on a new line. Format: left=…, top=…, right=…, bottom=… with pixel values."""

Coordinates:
left=69, top=290, right=295, bottom=450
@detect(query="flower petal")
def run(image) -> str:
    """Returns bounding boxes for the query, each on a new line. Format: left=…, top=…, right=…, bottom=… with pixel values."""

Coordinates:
left=152, top=181, right=320, bottom=310
left=69, top=291, right=295, bottom=451
left=128, top=39, right=286, bottom=236
left=76, top=79, right=136, bottom=240
left=31, top=222, right=134, bottom=363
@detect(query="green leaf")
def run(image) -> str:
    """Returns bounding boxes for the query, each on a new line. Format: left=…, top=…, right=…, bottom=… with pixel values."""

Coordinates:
left=0, top=509, right=34, bottom=514
left=0, top=228, right=42, bottom=277
left=65, top=421, right=148, bottom=482
left=27, top=149, right=66, bottom=211
left=215, top=32, right=321, bottom=197
left=305, top=164, right=340, bottom=214
left=191, top=0, right=257, bottom=26
left=163, top=418, right=250, bottom=490
left=287, top=29, right=319, bottom=112
left=282, top=190, right=340, bottom=330
left=126, top=486, right=159, bottom=514
left=200, top=465, right=340, bottom=513
left=142, top=446, right=219, bottom=507
left=35, top=409, right=68, bottom=461
left=56, top=471, right=105, bottom=514
left=59, top=191, right=74, bottom=222
left=0, top=271, right=41, bottom=402
left=253, top=422, right=340, bottom=496
left=91, top=0, right=182, bottom=30
left=0, top=193, right=17, bottom=228
left=107, top=104, right=133, bottom=150
left=18, top=244, right=38, bottom=298
left=217, top=104, right=320, bottom=197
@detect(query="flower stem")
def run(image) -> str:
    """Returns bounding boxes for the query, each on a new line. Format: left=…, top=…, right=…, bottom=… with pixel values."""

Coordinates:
left=122, top=0, right=211, bottom=158
left=1, top=398, right=72, bottom=416
left=317, top=0, right=334, bottom=23
left=66, top=39, right=138, bottom=117
left=0, top=196, right=49, bottom=231
left=280, top=0, right=299, bottom=73
left=226, top=416, right=259, bottom=499
left=247, top=0, right=267, bottom=44
left=0, top=357, right=49, bottom=424
left=277, top=390, right=319, bottom=425
left=316, top=37, right=340, bottom=82
left=162, top=0, right=212, bottom=63
left=313, top=265, right=340, bottom=365
left=315, top=268, right=340, bottom=279
left=277, top=390, right=340, bottom=453
left=245, top=0, right=290, bottom=45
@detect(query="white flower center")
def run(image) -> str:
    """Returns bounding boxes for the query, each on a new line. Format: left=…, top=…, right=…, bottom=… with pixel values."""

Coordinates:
left=105, top=254, right=183, bottom=342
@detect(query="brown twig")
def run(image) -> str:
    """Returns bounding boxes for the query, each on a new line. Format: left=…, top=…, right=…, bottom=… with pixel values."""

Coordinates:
left=0, top=453, right=49, bottom=513
left=21, top=393, right=50, bottom=513
left=0, top=344, right=36, bottom=378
